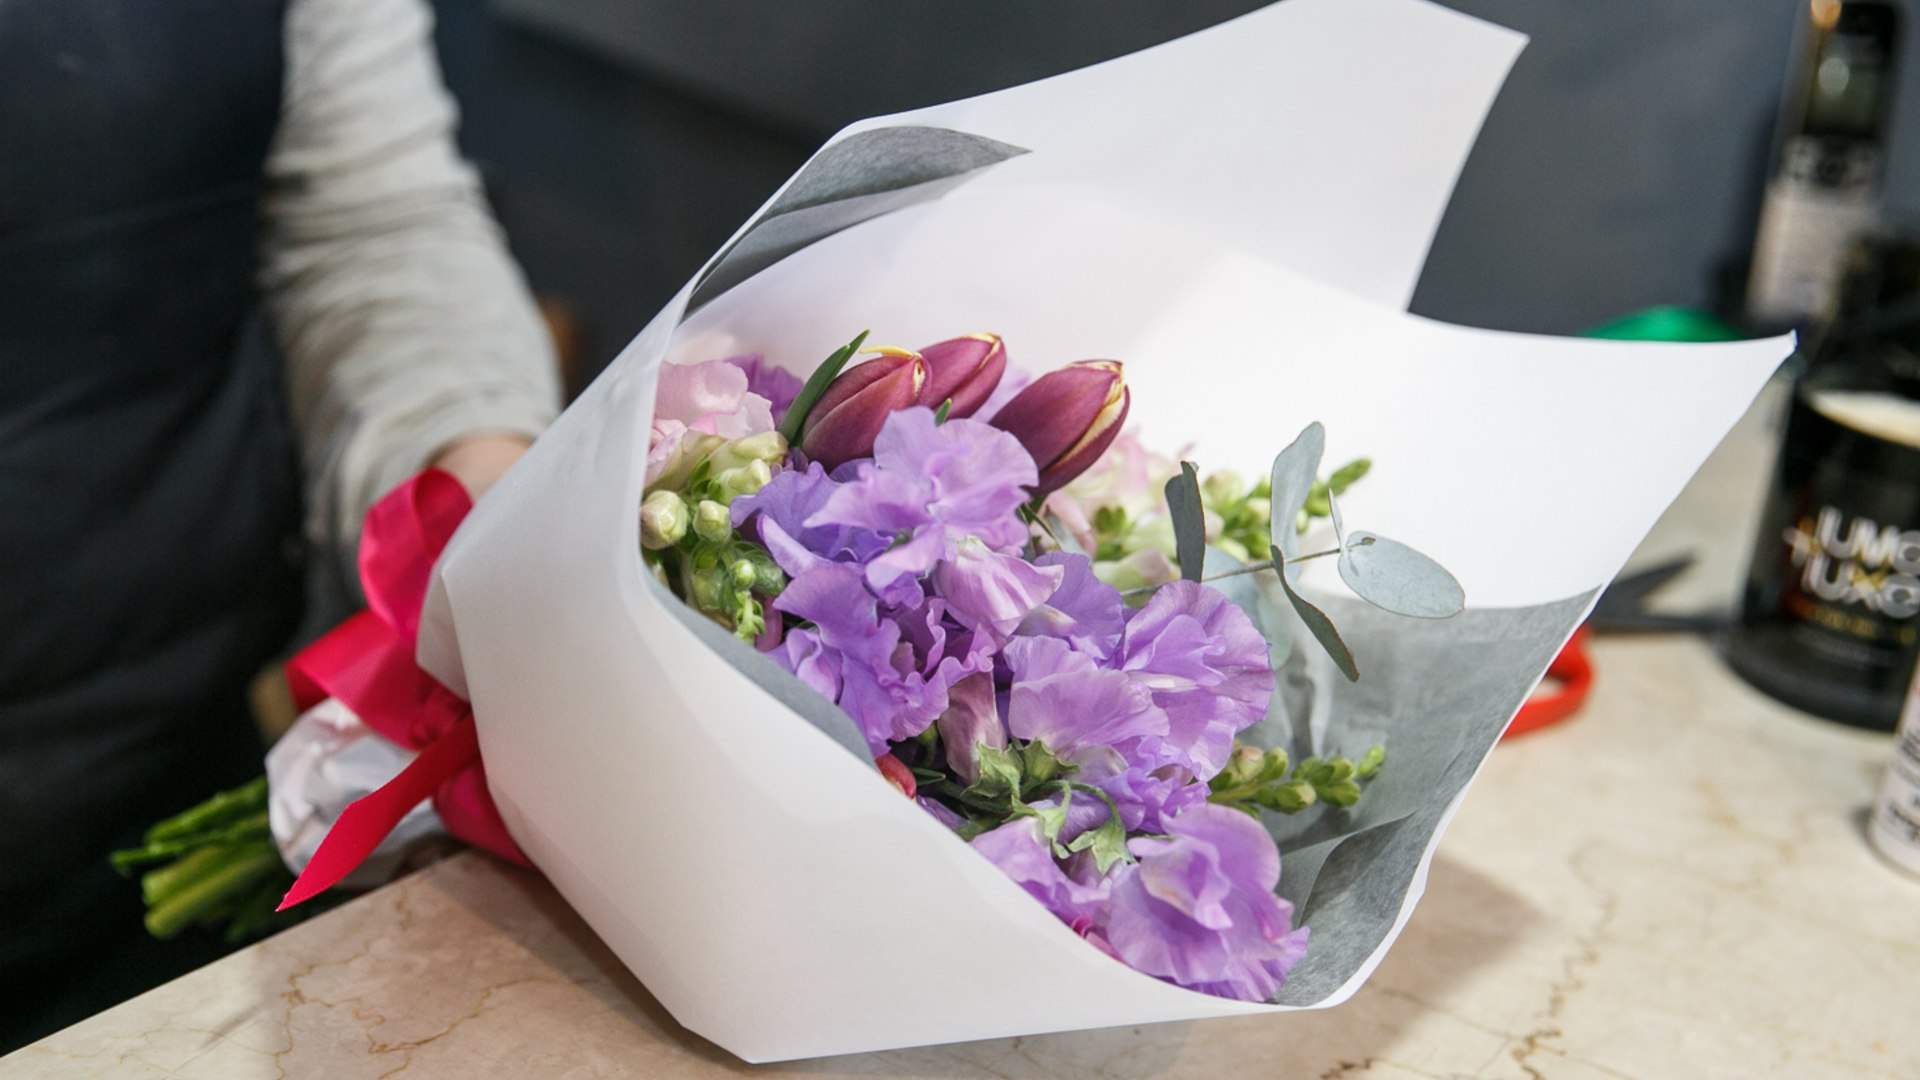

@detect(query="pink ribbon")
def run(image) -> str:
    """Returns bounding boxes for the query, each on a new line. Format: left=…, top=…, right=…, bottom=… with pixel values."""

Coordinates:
left=278, top=470, right=527, bottom=911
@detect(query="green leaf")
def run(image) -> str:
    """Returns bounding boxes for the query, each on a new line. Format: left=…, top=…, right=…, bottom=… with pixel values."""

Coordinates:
left=1019, top=740, right=1077, bottom=785
left=1273, top=544, right=1359, bottom=682
left=1269, top=423, right=1326, bottom=572
left=1016, top=789, right=1072, bottom=851
left=971, top=743, right=1025, bottom=799
left=1067, top=811, right=1130, bottom=874
left=1337, top=531, right=1466, bottom=619
left=776, top=330, right=869, bottom=443
left=1163, top=461, right=1207, bottom=582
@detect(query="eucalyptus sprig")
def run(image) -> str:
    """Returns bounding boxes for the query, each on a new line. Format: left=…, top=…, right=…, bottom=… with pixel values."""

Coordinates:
left=1149, top=422, right=1466, bottom=681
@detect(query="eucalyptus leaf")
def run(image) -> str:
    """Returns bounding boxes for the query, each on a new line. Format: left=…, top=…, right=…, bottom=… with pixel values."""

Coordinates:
left=1273, top=544, right=1358, bottom=682
left=1337, top=531, right=1466, bottom=619
left=1327, top=488, right=1345, bottom=547
left=1269, top=422, right=1325, bottom=573
left=1164, top=461, right=1206, bottom=582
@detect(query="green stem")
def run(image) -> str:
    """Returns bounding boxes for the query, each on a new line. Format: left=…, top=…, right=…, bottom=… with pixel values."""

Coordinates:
left=140, top=846, right=233, bottom=907
left=1120, top=546, right=1342, bottom=597
left=146, top=777, right=268, bottom=843
left=144, top=845, right=283, bottom=940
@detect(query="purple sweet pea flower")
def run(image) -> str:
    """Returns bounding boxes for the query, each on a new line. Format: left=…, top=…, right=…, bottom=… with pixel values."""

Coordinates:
left=935, top=672, right=1005, bottom=784
left=1015, top=552, right=1126, bottom=661
left=970, top=816, right=1110, bottom=932
left=726, top=354, right=804, bottom=422
left=773, top=564, right=956, bottom=752
left=1071, top=753, right=1210, bottom=837
left=1004, top=636, right=1167, bottom=761
left=809, top=408, right=1061, bottom=633
left=1103, top=803, right=1309, bottom=1002
left=731, top=462, right=891, bottom=577
left=1115, top=581, right=1274, bottom=780
left=917, top=796, right=967, bottom=832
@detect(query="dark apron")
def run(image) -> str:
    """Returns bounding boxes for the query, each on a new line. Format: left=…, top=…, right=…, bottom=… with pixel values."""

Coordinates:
left=0, top=1, right=300, bottom=1046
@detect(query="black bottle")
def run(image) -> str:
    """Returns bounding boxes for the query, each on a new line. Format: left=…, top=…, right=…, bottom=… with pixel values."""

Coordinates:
left=1729, top=235, right=1920, bottom=729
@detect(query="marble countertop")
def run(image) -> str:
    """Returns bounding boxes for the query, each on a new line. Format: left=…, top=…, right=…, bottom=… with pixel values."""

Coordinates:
left=9, top=386, right=1919, bottom=1079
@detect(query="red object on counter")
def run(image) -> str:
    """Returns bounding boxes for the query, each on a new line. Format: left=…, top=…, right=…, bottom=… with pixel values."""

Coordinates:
left=1504, top=628, right=1594, bottom=740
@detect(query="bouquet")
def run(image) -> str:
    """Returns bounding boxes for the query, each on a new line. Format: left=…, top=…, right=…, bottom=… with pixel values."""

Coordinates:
left=121, top=0, right=1793, bottom=1061
left=632, top=328, right=1468, bottom=1004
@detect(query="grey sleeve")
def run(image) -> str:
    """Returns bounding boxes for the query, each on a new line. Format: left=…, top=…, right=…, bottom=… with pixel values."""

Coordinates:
left=262, top=0, right=561, bottom=588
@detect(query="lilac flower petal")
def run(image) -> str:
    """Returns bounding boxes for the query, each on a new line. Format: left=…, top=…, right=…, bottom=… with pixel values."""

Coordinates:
left=1118, top=580, right=1274, bottom=779
left=870, top=410, right=1036, bottom=550
left=864, top=528, right=947, bottom=597
left=809, top=464, right=934, bottom=536
left=1017, top=552, right=1125, bottom=660
left=1005, top=637, right=1167, bottom=758
left=936, top=672, right=1005, bottom=783
left=733, top=462, right=891, bottom=573
left=1104, top=804, right=1307, bottom=1002
left=970, top=817, right=1109, bottom=927
left=917, top=796, right=967, bottom=832
left=727, top=354, right=803, bottom=420
left=934, top=541, right=1065, bottom=638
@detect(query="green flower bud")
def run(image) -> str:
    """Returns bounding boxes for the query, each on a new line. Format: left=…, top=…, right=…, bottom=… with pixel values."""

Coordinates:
left=708, top=430, right=788, bottom=473
left=693, top=499, right=732, bottom=543
left=716, top=458, right=774, bottom=502
left=1220, top=744, right=1264, bottom=787
left=1260, top=780, right=1316, bottom=813
left=639, top=490, right=690, bottom=550
left=730, top=558, right=758, bottom=588
left=1318, top=779, right=1363, bottom=807
left=1356, top=744, right=1386, bottom=779
left=1092, top=549, right=1177, bottom=593
left=1243, top=495, right=1271, bottom=522
left=687, top=563, right=727, bottom=611
left=1259, top=747, right=1292, bottom=783
left=748, top=555, right=785, bottom=597
left=1202, top=469, right=1245, bottom=506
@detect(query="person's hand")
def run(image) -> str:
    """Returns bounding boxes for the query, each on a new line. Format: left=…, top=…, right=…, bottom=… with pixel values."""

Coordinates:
left=430, top=434, right=530, bottom=500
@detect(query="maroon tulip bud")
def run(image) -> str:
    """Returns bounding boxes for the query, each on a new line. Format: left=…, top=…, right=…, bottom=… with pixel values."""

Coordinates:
left=915, top=333, right=1007, bottom=419
left=799, top=347, right=927, bottom=469
left=988, top=360, right=1130, bottom=498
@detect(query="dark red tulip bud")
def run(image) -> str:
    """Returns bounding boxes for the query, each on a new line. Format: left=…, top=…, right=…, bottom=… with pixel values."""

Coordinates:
left=915, top=333, right=1007, bottom=419
left=799, top=348, right=927, bottom=469
left=988, top=360, right=1130, bottom=497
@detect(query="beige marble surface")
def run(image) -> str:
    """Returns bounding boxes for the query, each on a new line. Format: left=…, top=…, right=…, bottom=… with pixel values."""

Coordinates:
left=10, top=385, right=1920, bottom=1079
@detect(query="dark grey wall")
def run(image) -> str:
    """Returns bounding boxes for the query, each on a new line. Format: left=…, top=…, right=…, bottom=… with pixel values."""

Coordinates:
left=442, top=1, right=1918, bottom=376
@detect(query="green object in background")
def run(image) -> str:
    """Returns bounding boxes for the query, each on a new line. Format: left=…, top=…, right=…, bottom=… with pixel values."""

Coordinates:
left=1584, top=305, right=1743, bottom=343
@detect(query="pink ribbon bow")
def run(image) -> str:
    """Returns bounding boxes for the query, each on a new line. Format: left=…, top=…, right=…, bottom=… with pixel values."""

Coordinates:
left=278, top=470, right=527, bottom=911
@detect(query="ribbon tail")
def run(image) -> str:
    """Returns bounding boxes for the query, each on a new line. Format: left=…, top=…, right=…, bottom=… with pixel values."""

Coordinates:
left=277, top=713, right=482, bottom=911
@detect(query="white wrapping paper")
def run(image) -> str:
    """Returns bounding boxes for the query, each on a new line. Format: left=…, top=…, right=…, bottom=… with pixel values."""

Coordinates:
left=406, top=0, right=1792, bottom=1061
